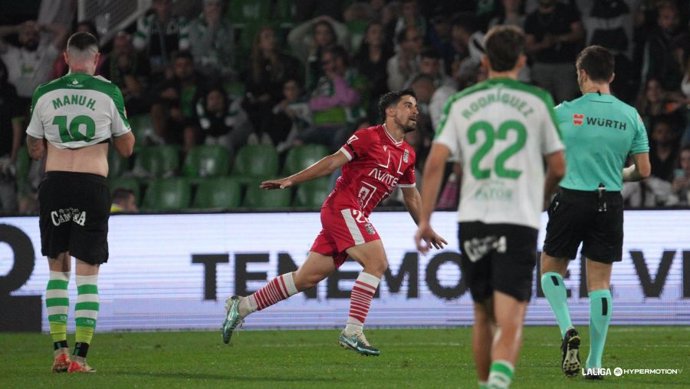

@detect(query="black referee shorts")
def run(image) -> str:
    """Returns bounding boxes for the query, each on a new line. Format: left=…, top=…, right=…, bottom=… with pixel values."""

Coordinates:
left=542, top=187, right=623, bottom=263
left=38, top=171, right=110, bottom=264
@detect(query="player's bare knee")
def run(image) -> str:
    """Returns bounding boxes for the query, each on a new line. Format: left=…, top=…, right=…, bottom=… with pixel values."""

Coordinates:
left=363, top=258, right=388, bottom=277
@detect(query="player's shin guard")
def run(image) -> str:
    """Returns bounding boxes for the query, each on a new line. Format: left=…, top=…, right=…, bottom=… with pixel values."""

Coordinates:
left=74, top=275, right=99, bottom=358
left=46, top=271, right=70, bottom=347
left=345, top=272, right=380, bottom=333
left=540, top=272, right=573, bottom=338
left=586, top=289, right=612, bottom=369
left=249, top=273, right=298, bottom=313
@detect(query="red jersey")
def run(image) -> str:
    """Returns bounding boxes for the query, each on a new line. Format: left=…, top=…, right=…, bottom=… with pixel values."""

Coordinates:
left=323, top=124, right=416, bottom=216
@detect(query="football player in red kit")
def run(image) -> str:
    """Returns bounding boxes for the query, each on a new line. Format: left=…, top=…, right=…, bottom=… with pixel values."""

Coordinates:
left=222, top=89, right=446, bottom=355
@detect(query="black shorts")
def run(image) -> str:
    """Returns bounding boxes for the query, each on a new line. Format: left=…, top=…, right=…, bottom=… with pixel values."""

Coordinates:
left=38, top=171, right=110, bottom=264
left=458, top=222, right=538, bottom=303
left=542, top=187, right=623, bottom=263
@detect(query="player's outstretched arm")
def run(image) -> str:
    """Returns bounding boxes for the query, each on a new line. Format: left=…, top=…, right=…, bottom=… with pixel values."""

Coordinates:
left=261, top=150, right=349, bottom=190
left=403, top=186, right=447, bottom=251
left=414, top=143, right=451, bottom=253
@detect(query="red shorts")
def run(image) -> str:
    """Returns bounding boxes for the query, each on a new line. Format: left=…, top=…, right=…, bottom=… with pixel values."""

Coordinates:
left=310, top=207, right=381, bottom=268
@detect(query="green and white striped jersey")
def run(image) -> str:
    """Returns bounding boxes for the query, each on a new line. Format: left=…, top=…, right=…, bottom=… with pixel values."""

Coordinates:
left=26, top=72, right=131, bottom=149
left=435, top=78, right=564, bottom=229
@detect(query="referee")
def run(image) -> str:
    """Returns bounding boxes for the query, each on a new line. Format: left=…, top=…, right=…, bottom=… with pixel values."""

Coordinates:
left=540, top=45, right=650, bottom=379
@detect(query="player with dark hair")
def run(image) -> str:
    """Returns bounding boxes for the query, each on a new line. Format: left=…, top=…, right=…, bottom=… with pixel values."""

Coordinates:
left=222, top=89, right=446, bottom=356
left=415, top=25, right=566, bottom=388
left=26, top=31, right=135, bottom=373
left=540, top=45, right=650, bottom=379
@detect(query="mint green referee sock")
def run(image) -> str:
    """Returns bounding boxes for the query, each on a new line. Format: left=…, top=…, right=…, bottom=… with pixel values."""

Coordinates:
left=587, top=289, right=612, bottom=369
left=540, top=272, right=573, bottom=338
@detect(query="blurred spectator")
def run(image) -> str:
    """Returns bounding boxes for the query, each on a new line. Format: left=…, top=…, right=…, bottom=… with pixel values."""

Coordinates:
left=381, top=1, right=403, bottom=43
left=111, top=188, right=139, bottom=213
left=576, top=0, right=640, bottom=103
left=427, top=12, right=453, bottom=66
left=489, top=0, right=527, bottom=28
left=37, top=0, right=75, bottom=29
left=524, top=0, right=584, bottom=103
left=0, top=20, right=67, bottom=107
left=343, top=1, right=376, bottom=52
left=672, top=145, right=690, bottom=204
left=288, top=15, right=350, bottom=90
left=295, top=0, right=350, bottom=22
left=446, top=14, right=486, bottom=83
left=649, top=116, right=681, bottom=182
left=405, top=47, right=454, bottom=89
left=150, top=51, right=205, bottom=151
left=298, top=45, right=362, bottom=151
left=271, top=78, right=313, bottom=152
left=393, top=0, right=428, bottom=42
left=387, top=26, right=422, bottom=91
left=244, top=25, right=304, bottom=146
left=187, top=0, right=235, bottom=83
left=408, top=73, right=436, bottom=165
left=188, top=86, right=252, bottom=158
left=681, top=54, right=690, bottom=146
left=101, top=31, right=151, bottom=116
left=0, top=58, right=21, bottom=213
left=52, top=20, right=104, bottom=78
left=353, top=21, right=394, bottom=122
left=635, top=77, right=686, bottom=130
left=640, top=1, right=683, bottom=91
left=133, top=0, right=190, bottom=82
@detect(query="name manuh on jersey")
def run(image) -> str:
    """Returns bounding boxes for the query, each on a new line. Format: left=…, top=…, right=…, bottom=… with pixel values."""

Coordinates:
left=51, top=94, right=96, bottom=111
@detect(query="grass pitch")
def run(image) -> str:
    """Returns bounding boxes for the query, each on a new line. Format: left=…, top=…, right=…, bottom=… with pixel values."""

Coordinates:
left=0, top=326, right=687, bottom=388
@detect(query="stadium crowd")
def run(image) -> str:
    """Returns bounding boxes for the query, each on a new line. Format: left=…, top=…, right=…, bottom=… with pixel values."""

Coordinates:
left=1, top=0, right=690, bottom=214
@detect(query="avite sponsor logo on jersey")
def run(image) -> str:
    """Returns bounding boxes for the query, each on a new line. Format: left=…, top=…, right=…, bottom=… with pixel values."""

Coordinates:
left=573, top=113, right=584, bottom=126
left=403, top=149, right=409, bottom=163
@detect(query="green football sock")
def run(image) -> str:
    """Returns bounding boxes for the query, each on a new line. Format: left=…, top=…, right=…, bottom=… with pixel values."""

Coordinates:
left=46, top=271, right=70, bottom=344
left=541, top=272, right=573, bottom=338
left=74, top=275, right=99, bottom=351
left=587, top=289, right=612, bottom=369
left=487, top=360, right=514, bottom=389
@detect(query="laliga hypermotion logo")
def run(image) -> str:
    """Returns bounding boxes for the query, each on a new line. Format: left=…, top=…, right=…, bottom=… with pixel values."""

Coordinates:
left=573, top=113, right=585, bottom=126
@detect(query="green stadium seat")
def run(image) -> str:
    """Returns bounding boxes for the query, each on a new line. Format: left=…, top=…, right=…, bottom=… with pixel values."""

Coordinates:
left=182, top=145, right=231, bottom=181
left=109, top=177, right=141, bottom=204
left=192, top=177, right=242, bottom=210
left=230, top=144, right=279, bottom=184
left=225, top=0, right=271, bottom=26
left=294, top=178, right=330, bottom=208
left=282, top=144, right=329, bottom=175
left=274, top=0, right=296, bottom=27
left=142, top=178, right=191, bottom=211
left=128, top=113, right=155, bottom=148
left=133, top=145, right=180, bottom=178
left=243, top=181, right=291, bottom=209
